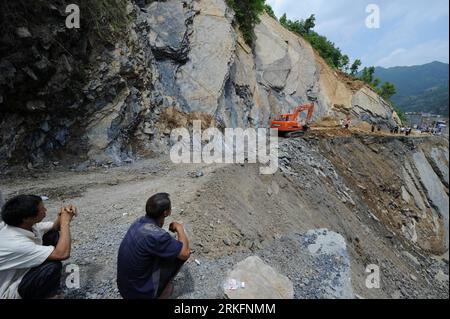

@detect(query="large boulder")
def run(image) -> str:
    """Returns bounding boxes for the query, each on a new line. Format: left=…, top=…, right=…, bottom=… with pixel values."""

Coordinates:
left=302, top=229, right=354, bottom=299
left=429, top=147, right=449, bottom=188
left=412, top=150, right=449, bottom=250
left=176, top=0, right=236, bottom=114
left=224, top=256, right=294, bottom=299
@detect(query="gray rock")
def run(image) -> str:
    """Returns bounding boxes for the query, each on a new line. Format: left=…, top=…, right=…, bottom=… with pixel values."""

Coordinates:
left=224, top=256, right=294, bottom=299
left=16, top=27, right=32, bottom=38
left=413, top=150, right=449, bottom=250
left=401, top=186, right=411, bottom=203
left=26, top=100, right=46, bottom=111
left=176, top=0, right=235, bottom=113
left=429, top=147, right=449, bottom=187
left=142, top=0, right=189, bottom=61
left=303, top=229, right=354, bottom=299
left=0, top=190, right=4, bottom=222
left=402, top=251, right=421, bottom=266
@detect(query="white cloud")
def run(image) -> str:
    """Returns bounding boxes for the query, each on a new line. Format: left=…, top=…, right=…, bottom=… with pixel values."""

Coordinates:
left=265, top=0, right=449, bottom=67
left=375, top=40, right=449, bottom=67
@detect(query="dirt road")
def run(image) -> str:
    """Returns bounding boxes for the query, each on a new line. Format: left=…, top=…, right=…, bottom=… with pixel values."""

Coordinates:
left=0, top=129, right=448, bottom=299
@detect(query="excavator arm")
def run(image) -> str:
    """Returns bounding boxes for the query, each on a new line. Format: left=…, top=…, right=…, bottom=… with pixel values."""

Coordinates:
left=292, top=103, right=315, bottom=124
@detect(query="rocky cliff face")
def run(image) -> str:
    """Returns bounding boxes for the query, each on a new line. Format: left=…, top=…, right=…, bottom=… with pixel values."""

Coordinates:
left=315, top=135, right=449, bottom=254
left=0, top=0, right=399, bottom=167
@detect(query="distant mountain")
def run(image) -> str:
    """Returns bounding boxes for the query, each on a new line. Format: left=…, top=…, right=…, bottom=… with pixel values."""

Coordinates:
left=373, top=61, right=449, bottom=116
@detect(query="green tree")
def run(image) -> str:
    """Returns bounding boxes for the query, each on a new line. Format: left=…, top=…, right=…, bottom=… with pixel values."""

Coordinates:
left=350, top=59, right=361, bottom=76
left=372, top=78, right=380, bottom=88
left=303, top=14, right=316, bottom=34
left=265, top=4, right=277, bottom=20
left=304, top=32, right=343, bottom=69
left=378, top=82, right=397, bottom=100
left=340, top=55, right=350, bottom=73
left=360, top=66, right=375, bottom=84
left=360, top=66, right=385, bottom=90
left=226, top=0, right=266, bottom=45
left=280, top=13, right=288, bottom=27
left=278, top=13, right=364, bottom=72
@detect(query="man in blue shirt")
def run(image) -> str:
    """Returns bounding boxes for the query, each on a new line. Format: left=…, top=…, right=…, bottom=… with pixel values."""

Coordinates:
left=117, top=193, right=190, bottom=299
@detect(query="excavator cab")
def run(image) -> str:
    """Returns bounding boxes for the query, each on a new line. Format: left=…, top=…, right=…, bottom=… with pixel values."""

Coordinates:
left=271, top=103, right=314, bottom=138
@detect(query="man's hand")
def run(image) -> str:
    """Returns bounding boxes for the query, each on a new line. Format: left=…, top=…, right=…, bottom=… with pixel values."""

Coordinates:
left=48, top=205, right=77, bottom=261
left=60, top=205, right=77, bottom=225
left=169, top=222, right=183, bottom=233
left=66, top=204, right=78, bottom=217
left=58, top=205, right=78, bottom=217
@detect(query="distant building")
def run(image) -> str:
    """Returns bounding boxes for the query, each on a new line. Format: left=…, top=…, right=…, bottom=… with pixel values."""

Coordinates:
left=405, top=112, right=423, bottom=128
left=405, top=112, right=449, bottom=134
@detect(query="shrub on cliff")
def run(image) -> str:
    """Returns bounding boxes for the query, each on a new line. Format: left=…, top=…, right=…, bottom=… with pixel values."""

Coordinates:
left=226, top=0, right=266, bottom=45
left=0, top=0, right=129, bottom=45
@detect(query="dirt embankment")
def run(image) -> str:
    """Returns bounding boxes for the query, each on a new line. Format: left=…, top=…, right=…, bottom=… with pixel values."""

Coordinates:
left=0, top=132, right=448, bottom=299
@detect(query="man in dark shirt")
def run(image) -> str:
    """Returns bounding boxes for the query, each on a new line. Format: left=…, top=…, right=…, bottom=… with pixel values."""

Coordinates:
left=117, top=193, right=190, bottom=299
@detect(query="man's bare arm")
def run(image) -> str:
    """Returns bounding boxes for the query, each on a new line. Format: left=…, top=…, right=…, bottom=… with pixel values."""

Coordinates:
left=47, top=207, right=76, bottom=261
left=170, top=222, right=190, bottom=261
left=51, top=209, right=62, bottom=231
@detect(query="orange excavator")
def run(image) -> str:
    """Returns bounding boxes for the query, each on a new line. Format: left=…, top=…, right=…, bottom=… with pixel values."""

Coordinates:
left=271, top=103, right=315, bottom=138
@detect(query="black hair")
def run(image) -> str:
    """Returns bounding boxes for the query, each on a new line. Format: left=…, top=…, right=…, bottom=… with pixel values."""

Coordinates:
left=1, top=195, right=43, bottom=227
left=145, top=193, right=171, bottom=219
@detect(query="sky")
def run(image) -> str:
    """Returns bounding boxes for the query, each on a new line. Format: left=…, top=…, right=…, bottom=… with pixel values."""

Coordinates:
left=266, top=0, right=449, bottom=68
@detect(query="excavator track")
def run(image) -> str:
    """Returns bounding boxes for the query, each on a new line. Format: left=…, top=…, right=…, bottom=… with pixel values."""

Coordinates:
left=285, top=130, right=306, bottom=138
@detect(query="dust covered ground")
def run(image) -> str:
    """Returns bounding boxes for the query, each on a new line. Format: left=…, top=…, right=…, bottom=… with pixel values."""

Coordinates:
left=0, top=129, right=448, bottom=299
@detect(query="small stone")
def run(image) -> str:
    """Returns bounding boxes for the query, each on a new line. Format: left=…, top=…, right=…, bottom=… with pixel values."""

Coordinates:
left=26, top=100, right=46, bottom=111
left=17, top=27, right=32, bottom=38
left=223, top=238, right=231, bottom=246
left=357, top=184, right=367, bottom=191
left=22, top=67, right=38, bottom=80
left=402, top=251, right=421, bottom=266
left=196, top=170, right=204, bottom=178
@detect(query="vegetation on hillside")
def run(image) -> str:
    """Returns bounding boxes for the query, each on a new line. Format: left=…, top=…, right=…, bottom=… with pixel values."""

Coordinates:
left=374, top=62, right=449, bottom=116
left=359, top=66, right=406, bottom=123
left=278, top=13, right=356, bottom=73
left=0, top=0, right=129, bottom=45
left=226, top=0, right=267, bottom=45
left=264, top=4, right=277, bottom=20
